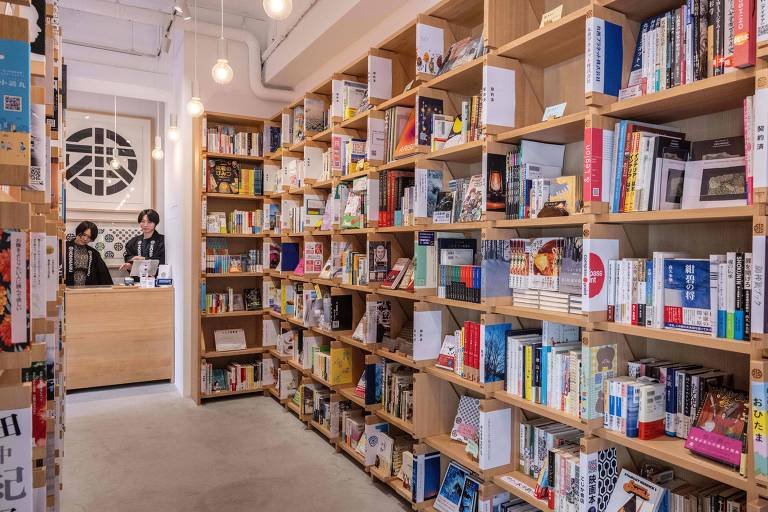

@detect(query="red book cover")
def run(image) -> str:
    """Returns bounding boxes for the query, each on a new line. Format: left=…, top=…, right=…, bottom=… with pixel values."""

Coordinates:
left=733, top=0, right=756, bottom=68
left=394, top=110, right=417, bottom=159
left=583, top=127, right=606, bottom=203
left=631, top=303, right=638, bottom=326
left=473, top=321, right=480, bottom=381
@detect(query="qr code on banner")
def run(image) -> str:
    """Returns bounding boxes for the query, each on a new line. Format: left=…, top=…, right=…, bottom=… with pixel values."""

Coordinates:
left=3, top=95, right=22, bottom=112
left=30, top=166, right=41, bottom=183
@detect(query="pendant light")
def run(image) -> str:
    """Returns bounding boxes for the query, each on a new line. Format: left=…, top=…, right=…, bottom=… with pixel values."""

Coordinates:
left=109, top=96, right=122, bottom=170
left=263, top=0, right=292, bottom=20
left=211, top=0, right=233, bottom=85
left=186, top=0, right=204, bottom=117
left=167, top=113, right=180, bottom=141
left=151, top=102, right=165, bottom=160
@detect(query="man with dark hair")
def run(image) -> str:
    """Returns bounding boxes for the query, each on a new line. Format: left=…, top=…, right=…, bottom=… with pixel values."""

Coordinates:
left=121, top=208, right=166, bottom=271
left=65, top=221, right=113, bottom=286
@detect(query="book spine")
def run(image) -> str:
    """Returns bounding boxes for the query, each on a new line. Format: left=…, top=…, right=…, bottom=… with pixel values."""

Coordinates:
left=735, top=252, right=746, bottom=340
left=746, top=252, right=753, bottom=340
left=727, top=251, right=736, bottom=338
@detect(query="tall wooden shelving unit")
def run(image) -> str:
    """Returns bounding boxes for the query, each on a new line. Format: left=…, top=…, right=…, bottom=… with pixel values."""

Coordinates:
left=0, top=3, right=68, bottom=510
left=192, top=112, right=275, bottom=404
left=191, top=0, right=768, bottom=509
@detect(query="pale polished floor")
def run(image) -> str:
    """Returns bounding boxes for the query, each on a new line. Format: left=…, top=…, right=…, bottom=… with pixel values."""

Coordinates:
left=63, top=383, right=408, bottom=511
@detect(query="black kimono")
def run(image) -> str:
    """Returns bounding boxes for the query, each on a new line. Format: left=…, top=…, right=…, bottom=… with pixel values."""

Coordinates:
left=65, top=241, right=113, bottom=286
left=124, top=231, right=166, bottom=265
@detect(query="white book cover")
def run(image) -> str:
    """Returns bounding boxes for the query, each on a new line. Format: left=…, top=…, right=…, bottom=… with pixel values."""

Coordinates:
left=368, top=54, right=393, bottom=101
left=304, top=145, right=324, bottom=181
left=416, top=22, right=444, bottom=76
left=760, top=0, right=768, bottom=43
left=262, top=318, right=279, bottom=347
left=478, top=407, right=511, bottom=470
left=331, top=79, right=345, bottom=118
left=753, top=236, right=766, bottom=334
left=366, top=177, right=379, bottom=223
left=605, top=469, right=664, bottom=512
left=214, top=328, right=247, bottom=351
left=281, top=112, right=292, bottom=145
left=754, top=88, right=768, bottom=190
left=29, top=231, right=46, bottom=319
left=482, top=65, right=516, bottom=129
left=413, top=308, right=442, bottom=361
left=581, top=237, right=619, bottom=313
left=414, top=167, right=443, bottom=219
left=367, top=115, right=385, bottom=163
left=46, top=235, right=58, bottom=302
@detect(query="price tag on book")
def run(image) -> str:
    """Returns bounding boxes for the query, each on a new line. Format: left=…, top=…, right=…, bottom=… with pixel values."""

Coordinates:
left=542, top=102, right=567, bottom=121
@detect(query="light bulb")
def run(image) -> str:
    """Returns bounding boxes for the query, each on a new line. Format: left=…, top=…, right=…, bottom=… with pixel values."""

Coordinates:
left=168, top=113, right=180, bottom=141
left=152, top=136, right=164, bottom=160
left=212, top=59, right=233, bottom=84
left=263, top=0, right=292, bottom=20
left=110, top=148, right=121, bottom=170
left=187, top=81, right=204, bottom=117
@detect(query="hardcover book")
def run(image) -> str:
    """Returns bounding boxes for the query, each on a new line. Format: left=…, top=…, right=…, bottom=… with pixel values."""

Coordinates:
left=663, top=258, right=712, bottom=333
left=417, top=96, right=443, bottom=147
left=213, top=329, right=247, bottom=352
left=207, top=159, right=241, bottom=194
left=433, top=461, right=470, bottom=512
left=684, top=388, right=747, bottom=468
left=604, top=469, right=664, bottom=512
left=368, top=241, right=392, bottom=282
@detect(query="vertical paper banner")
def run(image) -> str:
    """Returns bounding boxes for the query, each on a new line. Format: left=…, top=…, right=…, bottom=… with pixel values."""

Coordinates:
left=0, top=395, right=33, bottom=512
left=0, top=15, right=31, bottom=183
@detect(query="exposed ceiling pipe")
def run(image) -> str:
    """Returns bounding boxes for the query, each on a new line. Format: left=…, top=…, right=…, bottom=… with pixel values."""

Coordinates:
left=58, top=0, right=171, bottom=25
left=261, top=0, right=320, bottom=62
left=188, top=20, right=295, bottom=103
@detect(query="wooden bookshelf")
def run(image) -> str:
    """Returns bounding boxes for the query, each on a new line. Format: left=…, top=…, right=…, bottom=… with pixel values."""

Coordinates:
left=194, top=112, right=270, bottom=404
left=195, top=0, right=768, bottom=509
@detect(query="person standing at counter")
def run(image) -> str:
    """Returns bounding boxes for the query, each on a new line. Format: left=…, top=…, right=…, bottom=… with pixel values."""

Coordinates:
left=120, top=208, right=166, bottom=271
left=65, top=221, right=113, bottom=286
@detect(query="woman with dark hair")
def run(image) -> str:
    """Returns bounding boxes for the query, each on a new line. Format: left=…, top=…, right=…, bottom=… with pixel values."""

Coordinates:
left=120, top=208, right=166, bottom=272
left=65, top=221, right=113, bottom=286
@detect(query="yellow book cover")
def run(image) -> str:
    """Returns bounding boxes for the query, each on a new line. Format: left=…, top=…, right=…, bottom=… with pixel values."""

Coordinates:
left=344, top=106, right=358, bottom=120
left=330, top=346, right=353, bottom=385
left=624, top=132, right=642, bottom=212
left=525, top=345, right=533, bottom=401
left=547, top=176, right=583, bottom=214
left=281, top=285, right=287, bottom=315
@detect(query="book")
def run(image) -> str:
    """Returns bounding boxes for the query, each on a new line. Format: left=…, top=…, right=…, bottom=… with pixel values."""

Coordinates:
left=663, top=258, right=712, bottom=333
left=681, top=137, right=747, bottom=209
left=383, top=258, right=411, bottom=289
left=432, top=191, right=455, bottom=224
left=394, top=110, right=417, bottom=159
left=244, top=288, right=261, bottom=311
left=604, top=469, right=665, bottom=512
left=368, top=241, right=392, bottom=282
left=684, top=387, right=747, bottom=468
left=433, top=461, right=470, bottom=512
left=437, top=36, right=484, bottom=75
left=458, top=175, right=483, bottom=222
left=207, top=159, right=241, bottom=194
left=213, top=329, right=247, bottom=351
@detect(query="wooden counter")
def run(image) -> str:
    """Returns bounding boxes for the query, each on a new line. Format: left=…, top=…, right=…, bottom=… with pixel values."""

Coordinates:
left=65, top=286, right=174, bottom=390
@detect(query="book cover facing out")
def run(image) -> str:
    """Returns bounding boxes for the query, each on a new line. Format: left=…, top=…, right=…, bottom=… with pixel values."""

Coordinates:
left=0, top=18, right=31, bottom=174
left=663, top=259, right=712, bottom=333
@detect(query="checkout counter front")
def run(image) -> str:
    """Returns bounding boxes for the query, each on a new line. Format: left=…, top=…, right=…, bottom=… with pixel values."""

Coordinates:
left=65, top=286, right=174, bottom=390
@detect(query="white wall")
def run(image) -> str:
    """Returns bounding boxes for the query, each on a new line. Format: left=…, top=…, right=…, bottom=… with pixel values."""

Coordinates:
left=187, top=33, right=285, bottom=118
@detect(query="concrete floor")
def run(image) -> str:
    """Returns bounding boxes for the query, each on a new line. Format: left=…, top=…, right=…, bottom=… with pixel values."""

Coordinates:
left=63, top=383, right=409, bottom=512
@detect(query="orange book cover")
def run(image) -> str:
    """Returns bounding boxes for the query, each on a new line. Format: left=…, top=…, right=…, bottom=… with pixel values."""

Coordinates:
left=394, top=110, right=417, bottom=159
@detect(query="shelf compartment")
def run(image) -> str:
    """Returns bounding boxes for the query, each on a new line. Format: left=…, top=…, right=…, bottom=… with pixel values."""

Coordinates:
left=203, top=192, right=264, bottom=201
left=494, top=214, right=597, bottom=229
left=595, top=428, right=749, bottom=491
left=493, top=305, right=588, bottom=327
left=495, top=111, right=587, bottom=145
left=493, top=390, right=586, bottom=432
left=200, top=386, right=267, bottom=400
left=599, top=205, right=763, bottom=225
left=423, top=366, right=501, bottom=397
left=599, top=70, right=755, bottom=123
left=339, top=110, right=370, bottom=131
left=310, top=419, right=335, bottom=440
left=336, top=332, right=377, bottom=353
left=335, top=385, right=378, bottom=411
left=424, top=56, right=485, bottom=96
left=598, top=0, right=689, bottom=21
left=338, top=440, right=367, bottom=467
left=426, top=139, right=486, bottom=164
left=202, top=151, right=264, bottom=163
left=493, top=472, right=553, bottom=512
left=201, top=310, right=264, bottom=318
left=376, top=348, right=433, bottom=369
left=374, top=408, right=416, bottom=437
left=201, top=347, right=267, bottom=359
left=496, top=6, right=590, bottom=67
left=204, top=272, right=265, bottom=279
left=424, top=296, right=490, bottom=312
left=594, top=321, right=759, bottom=355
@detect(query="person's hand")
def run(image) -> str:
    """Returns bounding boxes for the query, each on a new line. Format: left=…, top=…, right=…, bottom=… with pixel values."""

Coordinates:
left=119, top=263, right=132, bottom=272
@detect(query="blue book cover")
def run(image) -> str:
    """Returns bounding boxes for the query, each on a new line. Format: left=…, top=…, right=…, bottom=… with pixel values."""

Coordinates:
left=364, top=362, right=382, bottom=405
left=481, top=322, right=511, bottom=383
left=645, top=260, right=653, bottom=326
left=626, top=382, right=641, bottom=438
left=412, top=451, right=441, bottom=503
left=586, top=17, right=623, bottom=98
left=663, top=259, right=712, bottom=333
left=0, top=37, right=31, bottom=170
left=281, top=243, right=300, bottom=272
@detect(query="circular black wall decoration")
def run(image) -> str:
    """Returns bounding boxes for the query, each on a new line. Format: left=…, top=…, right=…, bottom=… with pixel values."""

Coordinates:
left=65, top=127, right=138, bottom=196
